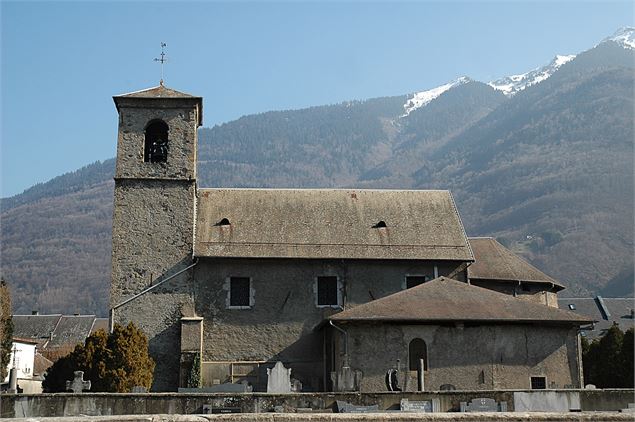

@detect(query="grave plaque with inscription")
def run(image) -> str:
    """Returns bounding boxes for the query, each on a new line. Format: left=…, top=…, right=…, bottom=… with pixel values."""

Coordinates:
left=336, top=400, right=379, bottom=413
left=400, top=398, right=432, bottom=413
left=460, top=398, right=507, bottom=412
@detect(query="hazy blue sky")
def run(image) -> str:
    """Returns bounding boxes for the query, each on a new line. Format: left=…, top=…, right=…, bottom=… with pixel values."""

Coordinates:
left=1, top=1, right=633, bottom=197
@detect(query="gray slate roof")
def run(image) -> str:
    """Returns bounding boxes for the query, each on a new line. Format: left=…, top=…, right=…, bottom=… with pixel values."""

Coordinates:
left=114, top=84, right=198, bottom=99
left=12, top=314, right=104, bottom=349
left=46, top=315, right=99, bottom=348
left=12, top=314, right=62, bottom=347
left=468, top=237, right=564, bottom=290
left=558, top=297, right=635, bottom=339
left=194, top=189, right=474, bottom=261
left=329, top=277, right=592, bottom=325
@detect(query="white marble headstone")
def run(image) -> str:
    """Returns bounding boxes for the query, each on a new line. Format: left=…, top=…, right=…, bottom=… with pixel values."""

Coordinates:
left=266, top=361, right=291, bottom=393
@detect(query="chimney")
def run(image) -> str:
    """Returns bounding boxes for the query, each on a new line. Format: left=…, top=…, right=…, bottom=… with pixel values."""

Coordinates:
left=32, top=310, right=38, bottom=315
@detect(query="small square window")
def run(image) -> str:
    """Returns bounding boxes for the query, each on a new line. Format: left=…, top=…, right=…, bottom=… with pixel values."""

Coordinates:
left=531, top=376, right=546, bottom=390
left=406, top=275, right=429, bottom=289
left=317, top=276, right=339, bottom=307
left=230, top=277, right=251, bottom=307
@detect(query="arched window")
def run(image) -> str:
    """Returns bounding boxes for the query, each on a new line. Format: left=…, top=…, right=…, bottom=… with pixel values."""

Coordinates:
left=144, top=120, right=169, bottom=163
left=409, top=338, right=427, bottom=371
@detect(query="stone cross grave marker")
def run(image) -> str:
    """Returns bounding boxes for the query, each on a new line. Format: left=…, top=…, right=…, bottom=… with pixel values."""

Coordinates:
left=266, top=361, right=291, bottom=393
left=66, top=371, right=91, bottom=393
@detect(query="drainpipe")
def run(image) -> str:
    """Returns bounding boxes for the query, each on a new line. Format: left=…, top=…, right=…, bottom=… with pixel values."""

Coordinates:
left=329, top=320, right=349, bottom=366
left=109, top=259, right=199, bottom=332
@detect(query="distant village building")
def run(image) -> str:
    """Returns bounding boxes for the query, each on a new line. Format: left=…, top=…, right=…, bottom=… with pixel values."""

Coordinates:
left=11, top=313, right=108, bottom=361
left=1, top=337, right=49, bottom=393
left=558, top=297, right=635, bottom=339
left=109, top=85, right=592, bottom=392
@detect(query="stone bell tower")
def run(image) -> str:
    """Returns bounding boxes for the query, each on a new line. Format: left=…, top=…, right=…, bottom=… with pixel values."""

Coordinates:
left=110, top=84, right=202, bottom=391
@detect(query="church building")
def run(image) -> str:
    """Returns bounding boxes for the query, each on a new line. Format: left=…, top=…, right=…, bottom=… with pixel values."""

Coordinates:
left=109, top=85, right=591, bottom=392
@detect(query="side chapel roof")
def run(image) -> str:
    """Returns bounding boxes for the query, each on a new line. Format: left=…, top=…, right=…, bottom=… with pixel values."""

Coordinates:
left=468, top=237, right=565, bottom=290
left=194, top=189, right=474, bottom=261
left=329, top=277, right=592, bottom=325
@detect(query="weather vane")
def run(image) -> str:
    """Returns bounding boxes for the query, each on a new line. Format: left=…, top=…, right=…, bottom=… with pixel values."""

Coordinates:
left=154, top=42, right=168, bottom=86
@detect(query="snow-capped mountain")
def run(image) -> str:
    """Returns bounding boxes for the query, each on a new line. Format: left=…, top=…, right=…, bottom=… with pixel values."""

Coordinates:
left=402, top=76, right=471, bottom=116
left=488, top=54, right=576, bottom=97
left=488, top=27, right=634, bottom=97
left=601, top=26, right=635, bottom=50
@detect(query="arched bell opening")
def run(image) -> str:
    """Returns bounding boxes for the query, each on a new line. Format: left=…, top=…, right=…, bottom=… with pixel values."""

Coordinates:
left=144, top=120, right=169, bottom=163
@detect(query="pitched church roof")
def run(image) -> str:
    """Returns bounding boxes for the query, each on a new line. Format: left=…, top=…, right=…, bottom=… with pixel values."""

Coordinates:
left=468, top=237, right=565, bottom=290
left=114, top=84, right=199, bottom=99
left=194, top=189, right=474, bottom=261
left=113, top=84, right=203, bottom=125
left=329, top=277, right=592, bottom=324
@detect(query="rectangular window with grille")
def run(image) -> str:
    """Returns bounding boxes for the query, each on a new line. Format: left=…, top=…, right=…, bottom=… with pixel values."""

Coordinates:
left=317, top=276, right=339, bottom=307
left=230, top=277, right=251, bottom=307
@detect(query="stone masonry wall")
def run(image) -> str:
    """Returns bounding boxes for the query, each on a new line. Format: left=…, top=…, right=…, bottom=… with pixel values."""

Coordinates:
left=339, top=323, right=582, bottom=392
left=114, top=99, right=199, bottom=181
left=192, top=258, right=466, bottom=391
left=110, top=97, right=200, bottom=391
left=111, top=179, right=196, bottom=391
left=3, top=390, right=634, bottom=418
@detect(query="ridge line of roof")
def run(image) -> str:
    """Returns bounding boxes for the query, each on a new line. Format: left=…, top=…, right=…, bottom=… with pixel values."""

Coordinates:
left=114, top=85, right=162, bottom=97
left=199, top=241, right=468, bottom=248
left=559, top=297, right=635, bottom=300
left=198, top=188, right=452, bottom=193
left=449, top=192, right=474, bottom=261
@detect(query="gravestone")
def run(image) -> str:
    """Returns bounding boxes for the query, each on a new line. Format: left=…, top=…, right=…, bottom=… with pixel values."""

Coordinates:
left=267, top=361, right=291, bottom=393
left=330, top=365, right=362, bottom=392
left=400, top=398, right=440, bottom=413
left=514, top=391, right=580, bottom=412
left=66, top=371, right=91, bottom=393
left=179, top=382, right=252, bottom=393
left=335, top=400, right=379, bottom=413
left=290, top=378, right=303, bottom=392
left=620, top=403, right=635, bottom=413
left=202, top=405, right=241, bottom=414
left=460, top=398, right=507, bottom=412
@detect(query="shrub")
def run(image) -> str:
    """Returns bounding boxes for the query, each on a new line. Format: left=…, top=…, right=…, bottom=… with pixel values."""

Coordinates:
left=43, top=322, right=155, bottom=392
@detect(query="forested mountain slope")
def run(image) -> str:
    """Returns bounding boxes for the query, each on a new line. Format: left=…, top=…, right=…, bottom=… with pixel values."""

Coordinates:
left=2, top=37, right=632, bottom=315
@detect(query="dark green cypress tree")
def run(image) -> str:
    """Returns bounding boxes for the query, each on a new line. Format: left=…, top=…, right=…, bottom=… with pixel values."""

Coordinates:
left=619, top=328, right=634, bottom=387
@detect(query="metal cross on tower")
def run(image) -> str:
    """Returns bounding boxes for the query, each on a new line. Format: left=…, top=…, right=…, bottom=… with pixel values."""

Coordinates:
left=154, top=42, right=168, bottom=86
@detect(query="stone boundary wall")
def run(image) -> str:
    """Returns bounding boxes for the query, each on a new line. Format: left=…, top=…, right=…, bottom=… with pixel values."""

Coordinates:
left=1, top=413, right=634, bottom=422
left=1, top=390, right=633, bottom=419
